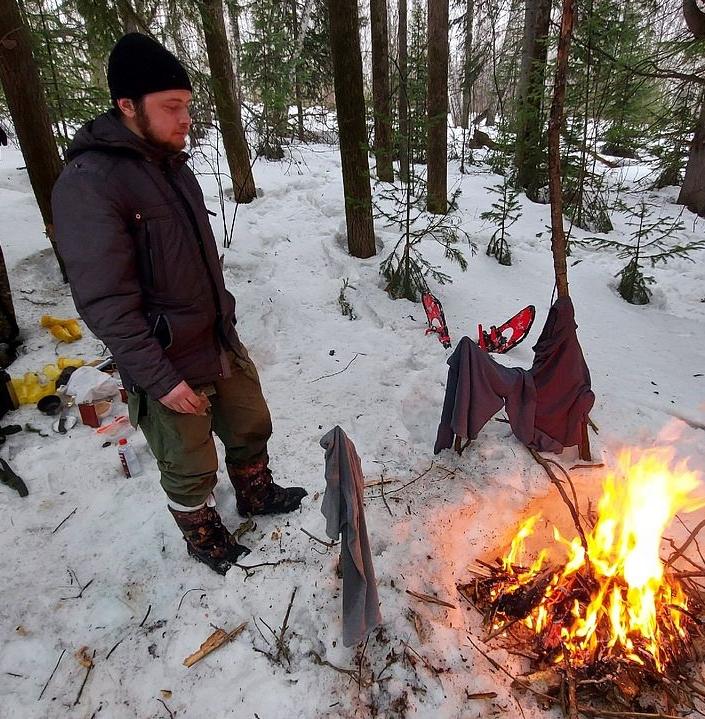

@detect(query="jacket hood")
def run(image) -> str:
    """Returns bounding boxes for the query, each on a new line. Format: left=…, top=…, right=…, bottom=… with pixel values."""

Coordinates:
left=66, top=110, right=186, bottom=167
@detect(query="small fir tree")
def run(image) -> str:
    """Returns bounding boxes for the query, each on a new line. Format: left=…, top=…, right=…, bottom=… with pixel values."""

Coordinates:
left=481, top=174, right=522, bottom=266
left=586, top=198, right=703, bottom=305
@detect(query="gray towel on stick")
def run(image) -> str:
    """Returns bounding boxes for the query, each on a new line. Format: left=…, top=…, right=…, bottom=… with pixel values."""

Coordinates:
left=320, top=426, right=382, bottom=647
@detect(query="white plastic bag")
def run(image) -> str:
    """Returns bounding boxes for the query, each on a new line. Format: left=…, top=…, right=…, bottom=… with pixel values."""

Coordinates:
left=64, top=366, right=121, bottom=404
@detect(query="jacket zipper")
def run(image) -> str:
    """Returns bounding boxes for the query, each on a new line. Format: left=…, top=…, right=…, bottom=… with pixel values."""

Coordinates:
left=163, top=170, right=232, bottom=362
left=144, top=223, right=156, bottom=287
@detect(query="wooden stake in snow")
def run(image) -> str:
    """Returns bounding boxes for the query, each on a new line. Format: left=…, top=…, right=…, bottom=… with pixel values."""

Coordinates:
left=183, top=622, right=247, bottom=668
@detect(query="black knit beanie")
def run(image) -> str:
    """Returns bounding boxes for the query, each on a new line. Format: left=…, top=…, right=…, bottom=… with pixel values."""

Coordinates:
left=107, top=33, right=192, bottom=101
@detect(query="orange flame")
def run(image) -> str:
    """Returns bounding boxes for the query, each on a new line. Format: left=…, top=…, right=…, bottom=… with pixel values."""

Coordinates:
left=500, top=447, right=703, bottom=670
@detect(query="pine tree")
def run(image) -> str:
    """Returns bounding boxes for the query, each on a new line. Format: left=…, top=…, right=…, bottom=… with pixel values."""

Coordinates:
left=240, top=0, right=292, bottom=159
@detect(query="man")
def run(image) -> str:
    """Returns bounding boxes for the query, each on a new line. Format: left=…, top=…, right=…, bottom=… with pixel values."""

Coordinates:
left=52, top=33, right=306, bottom=575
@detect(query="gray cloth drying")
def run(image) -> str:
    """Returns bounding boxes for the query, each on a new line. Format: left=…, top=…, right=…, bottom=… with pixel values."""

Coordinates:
left=320, top=426, right=382, bottom=647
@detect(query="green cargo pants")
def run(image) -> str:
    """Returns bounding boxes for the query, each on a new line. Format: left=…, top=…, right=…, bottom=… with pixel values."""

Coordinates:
left=127, top=346, right=272, bottom=507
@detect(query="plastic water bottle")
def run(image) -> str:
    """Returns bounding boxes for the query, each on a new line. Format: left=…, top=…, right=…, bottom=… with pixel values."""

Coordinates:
left=118, top=438, right=142, bottom=478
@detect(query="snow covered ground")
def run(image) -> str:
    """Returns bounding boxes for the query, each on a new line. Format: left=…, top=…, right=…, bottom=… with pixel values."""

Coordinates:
left=1, top=136, right=704, bottom=719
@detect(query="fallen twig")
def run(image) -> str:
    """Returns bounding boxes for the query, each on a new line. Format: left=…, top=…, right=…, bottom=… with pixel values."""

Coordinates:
left=466, top=634, right=559, bottom=705
left=234, top=558, right=304, bottom=579
left=379, top=471, right=393, bottom=517
left=275, top=588, right=297, bottom=665
left=51, top=507, right=77, bottom=534
left=529, top=448, right=587, bottom=552
left=406, top=589, right=456, bottom=609
left=157, top=698, right=175, bottom=718
left=176, top=587, right=206, bottom=616
left=183, top=622, right=247, bottom=668
left=105, top=639, right=123, bottom=660
left=309, top=650, right=364, bottom=684
left=38, top=649, right=65, bottom=700
left=73, top=648, right=96, bottom=705
left=139, top=604, right=152, bottom=628
left=61, top=569, right=94, bottom=601
left=310, top=353, right=366, bottom=383
left=364, top=477, right=401, bottom=488
left=300, top=527, right=338, bottom=548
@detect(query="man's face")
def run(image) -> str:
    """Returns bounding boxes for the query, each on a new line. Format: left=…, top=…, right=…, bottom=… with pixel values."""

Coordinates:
left=119, top=90, right=192, bottom=152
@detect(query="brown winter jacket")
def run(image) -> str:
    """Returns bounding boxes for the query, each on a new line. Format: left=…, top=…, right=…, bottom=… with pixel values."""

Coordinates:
left=51, top=110, right=241, bottom=399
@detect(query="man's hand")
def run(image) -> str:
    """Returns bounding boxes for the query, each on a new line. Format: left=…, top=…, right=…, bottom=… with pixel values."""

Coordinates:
left=159, top=381, right=210, bottom=415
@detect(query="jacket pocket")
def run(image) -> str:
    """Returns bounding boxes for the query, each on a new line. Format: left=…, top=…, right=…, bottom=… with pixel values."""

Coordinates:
left=151, top=313, right=173, bottom=349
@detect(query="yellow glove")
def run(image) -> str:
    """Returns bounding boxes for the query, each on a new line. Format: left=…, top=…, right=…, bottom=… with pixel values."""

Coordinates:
left=40, top=315, right=82, bottom=343
left=50, top=325, right=75, bottom=342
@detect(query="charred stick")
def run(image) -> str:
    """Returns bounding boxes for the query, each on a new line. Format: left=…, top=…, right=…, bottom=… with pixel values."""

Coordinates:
left=566, top=668, right=578, bottom=719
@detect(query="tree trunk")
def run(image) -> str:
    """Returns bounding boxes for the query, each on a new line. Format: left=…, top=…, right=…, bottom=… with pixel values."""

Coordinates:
left=326, top=0, right=375, bottom=258
left=678, top=0, right=705, bottom=217
left=678, top=95, right=705, bottom=217
left=198, top=0, right=256, bottom=203
left=514, top=0, right=551, bottom=200
left=370, top=0, right=394, bottom=181
left=225, top=0, right=243, bottom=103
left=460, top=0, right=474, bottom=129
left=427, top=0, right=448, bottom=214
left=0, top=0, right=66, bottom=281
left=547, top=0, right=575, bottom=298
left=0, top=244, right=19, bottom=347
left=398, top=0, right=409, bottom=182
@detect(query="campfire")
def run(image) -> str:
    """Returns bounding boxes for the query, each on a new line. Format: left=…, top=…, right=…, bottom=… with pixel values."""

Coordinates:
left=460, top=447, right=705, bottom=715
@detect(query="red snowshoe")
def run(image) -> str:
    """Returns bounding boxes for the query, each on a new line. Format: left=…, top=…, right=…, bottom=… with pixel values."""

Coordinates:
left=478, top=305, right=535, bottom=354
left=422, top=291, right=452, bottom=348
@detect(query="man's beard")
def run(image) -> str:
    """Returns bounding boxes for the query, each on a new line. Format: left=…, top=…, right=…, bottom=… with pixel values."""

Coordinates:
left=135, top=104, right=186, bottom=153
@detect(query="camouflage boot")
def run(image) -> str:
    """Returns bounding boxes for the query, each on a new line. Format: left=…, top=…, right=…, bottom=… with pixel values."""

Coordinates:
left=227, top=458, right=307, bottom=516
left=168, top=504, right=250, bottom=575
